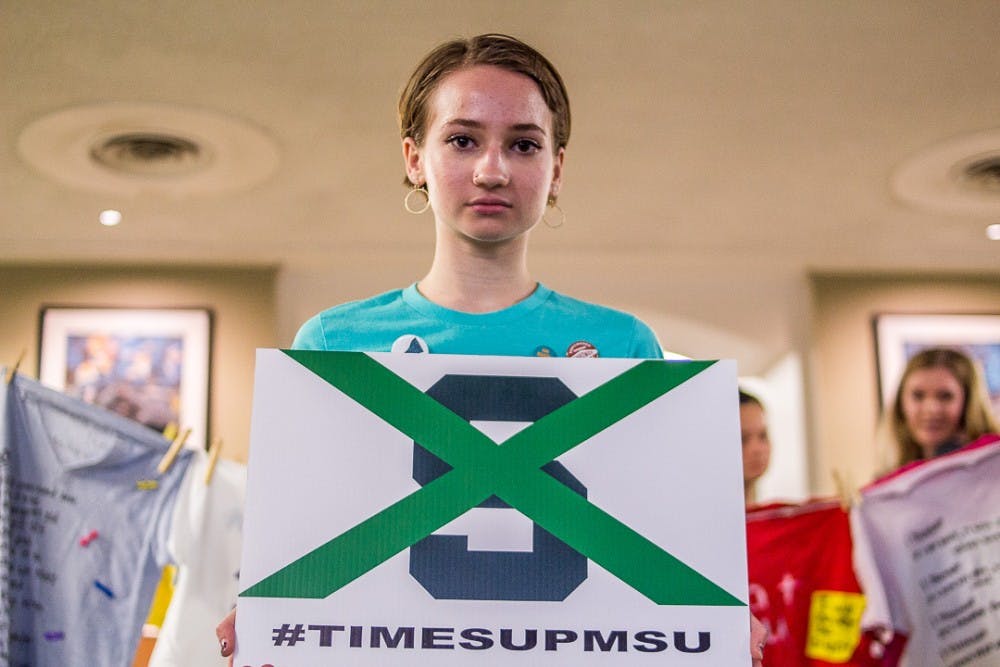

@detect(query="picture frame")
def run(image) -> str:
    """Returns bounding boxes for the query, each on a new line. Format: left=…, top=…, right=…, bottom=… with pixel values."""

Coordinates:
left=38, top=306, right=213, bottom=450
left=872, top=312, right=1000, bottom=416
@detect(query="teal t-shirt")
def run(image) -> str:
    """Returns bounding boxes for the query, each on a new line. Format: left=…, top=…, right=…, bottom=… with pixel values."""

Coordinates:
left=292, top=283, right=663, bottom=359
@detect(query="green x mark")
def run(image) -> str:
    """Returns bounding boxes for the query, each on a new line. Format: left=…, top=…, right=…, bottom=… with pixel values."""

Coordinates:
left=241, top=350, right=743, bottom=606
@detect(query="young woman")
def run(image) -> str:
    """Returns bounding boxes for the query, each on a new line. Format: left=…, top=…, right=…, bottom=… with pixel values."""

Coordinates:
left=888, top=347, right=998, bottom=469
left=218, top=33, right=766, bottom=665
left=290, top=36, right=661, bottom=358
left=739, top=390, right=771, bottom=505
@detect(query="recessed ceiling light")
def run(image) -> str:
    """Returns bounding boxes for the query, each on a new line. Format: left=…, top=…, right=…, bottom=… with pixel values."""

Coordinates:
left=99, top=209, right=122, bottom=226
left=17, top=102, right=280, bottom=196
left=962, top=156, right=1000, bottom=193
left=91, top=132, right=207, bottom=176
left=987, top=223, right=1000, bottom=241
left=891, top=129, right=1000, bottom=217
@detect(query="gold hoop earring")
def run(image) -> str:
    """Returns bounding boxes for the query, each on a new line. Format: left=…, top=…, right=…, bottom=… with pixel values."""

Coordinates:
left=543, top=200, right=565, bottom=229
left=404, top=186, right=430, bottom=214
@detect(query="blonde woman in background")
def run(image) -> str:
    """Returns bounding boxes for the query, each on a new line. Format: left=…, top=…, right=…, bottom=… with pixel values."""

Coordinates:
left=887, top=347, right=998, bottom=470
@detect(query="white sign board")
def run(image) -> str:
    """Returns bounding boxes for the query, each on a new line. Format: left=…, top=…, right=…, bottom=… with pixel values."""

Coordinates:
left=236, top=350, right=751, bottom=665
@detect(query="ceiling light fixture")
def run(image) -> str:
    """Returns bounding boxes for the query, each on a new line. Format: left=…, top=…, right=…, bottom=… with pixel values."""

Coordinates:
left=99, top=209, right=122, bottom=227
left=90, top=132, right=206, bottom=176
left=16, top=102, right=280, bottom=196
left=986, top=223, right=1000, bottom=241
left=890, top=129, right=1000, bottom=217
left=961, top=156, right=1000, bottom=193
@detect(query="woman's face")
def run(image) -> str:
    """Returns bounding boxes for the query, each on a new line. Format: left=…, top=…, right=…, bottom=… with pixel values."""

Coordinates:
left=900, top=366, right=966, bottom=456
left=740, top=402, right=771, bottom=486
left=403, top=65, right=563, bottom=248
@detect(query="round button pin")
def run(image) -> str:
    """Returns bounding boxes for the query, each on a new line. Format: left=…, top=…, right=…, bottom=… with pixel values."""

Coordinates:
left=391, top=334, right=429, bottom=354
left=566, top=341, right=599, bottom=358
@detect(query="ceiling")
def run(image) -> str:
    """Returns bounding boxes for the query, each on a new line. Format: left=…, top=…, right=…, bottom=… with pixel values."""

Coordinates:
left=3, top=1, right=999, bottom=374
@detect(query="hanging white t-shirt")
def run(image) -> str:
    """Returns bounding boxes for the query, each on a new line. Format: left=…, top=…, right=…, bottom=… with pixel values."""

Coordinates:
left=851, top=434, right=1000, bottom=667
left=0, top=374, right=193, bottom=667
left=148, top=450, right=246, bottom=667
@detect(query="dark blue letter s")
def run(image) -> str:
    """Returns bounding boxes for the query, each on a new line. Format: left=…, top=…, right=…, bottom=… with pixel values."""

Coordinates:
left=409, top=375, right=587, bottom=600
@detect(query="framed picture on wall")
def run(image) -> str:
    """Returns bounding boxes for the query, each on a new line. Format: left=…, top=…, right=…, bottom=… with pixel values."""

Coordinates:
left=38, top=306, right=213, bottom=449
left=873, top=312, right=1000, bottom=416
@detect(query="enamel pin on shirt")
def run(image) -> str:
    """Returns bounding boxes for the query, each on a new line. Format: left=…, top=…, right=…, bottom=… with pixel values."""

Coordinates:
left=392, top=335, right=429, bottom=354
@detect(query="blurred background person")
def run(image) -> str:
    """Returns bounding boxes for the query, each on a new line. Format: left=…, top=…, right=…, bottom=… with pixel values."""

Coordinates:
left=740, top=389, right=772, bottom=505
left=885, top=347, right=998, bottom=470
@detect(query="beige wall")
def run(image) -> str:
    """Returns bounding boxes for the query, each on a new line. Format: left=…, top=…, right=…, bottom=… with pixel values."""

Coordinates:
left=6, top=264, right=998, bottom=481
left=809, top=273, right=1000, bottom=496
left=0, top=264, right=277, bottom=462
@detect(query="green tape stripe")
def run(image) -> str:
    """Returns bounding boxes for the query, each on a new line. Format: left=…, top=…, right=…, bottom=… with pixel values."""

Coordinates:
left=241, top=351, right=741, bottom=606
left=496, top=467, right=742, bottom=605
left=501, top=359, right=714, bottom=468
left=241, top=469, right=488, bottom=598
left=287, top=349, right=498, bottom=470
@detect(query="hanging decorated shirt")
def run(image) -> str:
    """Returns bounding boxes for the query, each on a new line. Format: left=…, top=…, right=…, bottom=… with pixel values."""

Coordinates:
left=0, top=374, right=193, bottom=666
left=148, top=450, right=246, bottom=667
left=851, top=434, right=1000, bottom=667
left=746, top=499, right=884, bottom=666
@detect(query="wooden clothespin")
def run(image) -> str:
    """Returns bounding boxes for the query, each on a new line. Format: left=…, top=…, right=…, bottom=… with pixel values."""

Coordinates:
left=204, top=437, right=223, bottom=485
left=157, top=427, right=191, bottom=475
left=5, top=349, right=26, bottom=384
left=831, top=468, right=858, bottom=511
left=162, top=422, right=179, bottom=442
